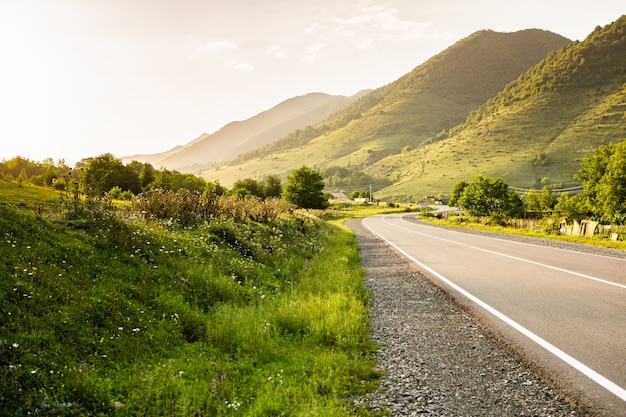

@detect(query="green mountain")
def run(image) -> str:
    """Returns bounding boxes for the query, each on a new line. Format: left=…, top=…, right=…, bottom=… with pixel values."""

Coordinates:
left=371, top=15, right=626, bottom=200
left=201, top=28, right=570, bottom=187
left=122, top=92, right=367, bottom=170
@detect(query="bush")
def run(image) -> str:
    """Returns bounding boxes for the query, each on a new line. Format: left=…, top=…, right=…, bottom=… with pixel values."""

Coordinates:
left=134, top=190, right=294, bottom=226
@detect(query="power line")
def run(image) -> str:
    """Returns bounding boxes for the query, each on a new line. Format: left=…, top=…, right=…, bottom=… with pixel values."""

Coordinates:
left=510, top=185, right=583, bottom=194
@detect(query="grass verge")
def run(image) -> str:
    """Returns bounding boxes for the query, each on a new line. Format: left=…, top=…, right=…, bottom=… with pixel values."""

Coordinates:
left=0, top=183, right=383, bottom=416
left=419, top=211, right=626, bottom=251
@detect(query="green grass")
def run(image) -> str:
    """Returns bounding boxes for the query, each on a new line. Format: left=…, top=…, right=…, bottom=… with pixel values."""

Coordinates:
left=320, top=202, right=418, bottom=226
left=0, top=180, right=61, bottom=209
left=0, top=183, right=385, bottom=416
left=419, top=212, right=626, bottom=251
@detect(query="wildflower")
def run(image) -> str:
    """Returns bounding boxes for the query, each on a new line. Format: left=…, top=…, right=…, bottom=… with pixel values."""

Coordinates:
left=11, top=343, right=18, bottom=348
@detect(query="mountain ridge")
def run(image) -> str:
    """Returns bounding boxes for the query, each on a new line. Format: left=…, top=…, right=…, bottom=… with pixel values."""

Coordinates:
left=200, top=28, right=571, bottom=186
left=370, top=14, right=626, bottom=200
left=122, top=91, right=368, bottom=169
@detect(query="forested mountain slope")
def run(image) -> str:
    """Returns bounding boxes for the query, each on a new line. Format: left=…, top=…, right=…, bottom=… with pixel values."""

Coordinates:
left=371, top=15, right=626, bottom=200
left=203, top=29, right=570, bottom=186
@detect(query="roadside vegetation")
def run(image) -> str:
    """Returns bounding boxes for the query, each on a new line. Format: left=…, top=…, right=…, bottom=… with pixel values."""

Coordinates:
left=0, top=160, right=387, bottom=415
left=423, top=139, right=626, bottom=248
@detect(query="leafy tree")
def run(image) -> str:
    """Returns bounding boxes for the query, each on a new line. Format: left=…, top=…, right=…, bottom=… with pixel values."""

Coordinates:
left=557, top=139, right=626, bottom=222
left=151, top=168, right=206, bottom=192
left=457, top=174, right=523, bottom=221
left=263, top=175, right=282, bottom=198
left=321, top=165, right=392, bottom=188
left=449, top=180, right=468, bottom=207
left=139, top=163, right=157, bottom=189
left=80, top=153, right=140, bottom=196
left=0, top=157, right=70, bottom=186
left=554, top=192, right=589, bottom=221
left=205, top=180, right=227, bottom=197
left=112, top=165, right=141, bottom=194
left=524, top=186, right=556, bottom=213
left=171, top=172, right=206, bottom=192
left=232, top=178, right=264, bottom=197
left=282, top=165, right=328, bottom=209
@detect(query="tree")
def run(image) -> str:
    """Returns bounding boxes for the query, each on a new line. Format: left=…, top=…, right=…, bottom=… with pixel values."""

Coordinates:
left=554, top=191, right=589, bottom=221
left=232, top=178, right=264, bottom=197
left=263, top=175, right=282, bottom=198
left=559, top=139, right=626, bottom=222
left=139, top=163, right=157, bottom=189
left=456, top=175, right=523, bottom=221
left=79, top=154, right=144, bottom=196
left=205, top=180, right=227, bottom=197
left=524, top=186, right=556, bottom=214
left=282, top=165, right=328, bottom=209
left=449, top=180, right=468, bottom=207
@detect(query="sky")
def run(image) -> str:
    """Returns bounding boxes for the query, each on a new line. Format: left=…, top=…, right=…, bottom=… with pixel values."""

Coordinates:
left=0, top=1, right=623, bottom=165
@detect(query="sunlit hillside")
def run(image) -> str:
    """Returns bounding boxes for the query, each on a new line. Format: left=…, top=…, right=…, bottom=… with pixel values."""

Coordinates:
left=202, top=28, right=570, bottom=187
left=372, top=15, right=626, bottom=200
left=122, top=92, right=367, bottom=170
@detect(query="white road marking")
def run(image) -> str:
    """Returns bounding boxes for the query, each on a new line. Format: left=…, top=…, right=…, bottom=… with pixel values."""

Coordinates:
left=362, top=216, right=626, bottom=402
left=384, top=216, right=626, bottom=290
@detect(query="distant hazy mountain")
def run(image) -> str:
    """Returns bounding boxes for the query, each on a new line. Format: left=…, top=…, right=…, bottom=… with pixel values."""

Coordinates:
left=203, top=28, right=571, bottom=187
left=371, top=14, right=626, bottom=200
left=122, top=91, right=368, bottom=169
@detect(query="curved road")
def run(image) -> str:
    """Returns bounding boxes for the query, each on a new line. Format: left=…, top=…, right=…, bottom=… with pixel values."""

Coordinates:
left=362, top=214, right=626, bottom=416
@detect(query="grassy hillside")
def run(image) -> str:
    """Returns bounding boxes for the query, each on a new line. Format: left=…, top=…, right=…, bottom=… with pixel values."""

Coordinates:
left=372, top=15, right=626, bottom=201
left=123, top=92, right=365, bottom=170
left=0, top=182, right=380, bottom=416
left=202, top=29, right=570, bottom=187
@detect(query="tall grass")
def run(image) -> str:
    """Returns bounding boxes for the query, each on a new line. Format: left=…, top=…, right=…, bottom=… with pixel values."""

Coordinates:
left=0, top=183, right=382, bottom=416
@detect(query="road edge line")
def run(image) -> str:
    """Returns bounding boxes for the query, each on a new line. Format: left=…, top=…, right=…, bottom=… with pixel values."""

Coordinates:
left=361, top=217, right=626, bottom=403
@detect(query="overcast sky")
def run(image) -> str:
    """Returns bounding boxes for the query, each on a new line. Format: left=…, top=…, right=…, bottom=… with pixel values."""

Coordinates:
left=0, top=1, right=623, bottom=165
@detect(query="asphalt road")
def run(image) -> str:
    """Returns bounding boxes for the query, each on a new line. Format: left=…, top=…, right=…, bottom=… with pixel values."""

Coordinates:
left=361, top=214, right=626, bottom=416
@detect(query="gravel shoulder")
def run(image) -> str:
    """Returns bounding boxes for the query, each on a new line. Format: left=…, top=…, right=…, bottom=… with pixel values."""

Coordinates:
left=346, top=217, right=589, bottom=416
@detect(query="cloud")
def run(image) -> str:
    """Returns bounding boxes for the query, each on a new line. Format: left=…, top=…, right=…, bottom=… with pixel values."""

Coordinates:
left=357, top=39, right=373, bottom=49
left=187, top=38, right=238, bottom=59
left=267, top=44, right=285, bottom=59
left=301, top=43, right=326, bottom=62
left=186, top=37, right=254, bottom=71
left=328, top=4, right=429, bottom=44
left=205, top=40, right=238, bottom=50
left=233, top=62, right=254, bottom=71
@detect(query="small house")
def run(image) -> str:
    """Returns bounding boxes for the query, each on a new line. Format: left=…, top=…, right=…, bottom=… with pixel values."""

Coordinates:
left=329, top=192, right=348, bottom=201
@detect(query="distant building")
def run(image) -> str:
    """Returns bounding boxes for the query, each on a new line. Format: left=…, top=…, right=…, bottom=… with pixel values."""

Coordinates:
left=329, top=192, right=348, bottom=201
